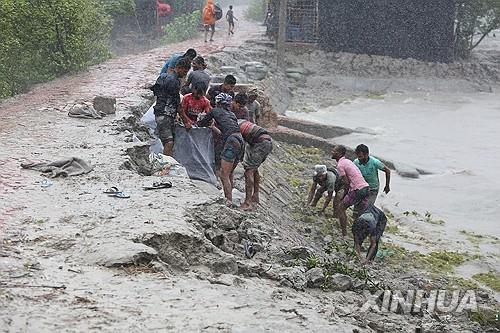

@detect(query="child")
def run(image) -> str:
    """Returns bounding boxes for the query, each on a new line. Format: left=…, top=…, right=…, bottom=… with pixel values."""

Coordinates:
left=226, top=5, right=238, bottom=35
left=180, top=82, right=211, bottom=129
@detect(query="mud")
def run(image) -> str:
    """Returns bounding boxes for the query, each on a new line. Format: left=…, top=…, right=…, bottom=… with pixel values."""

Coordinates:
left=1, top=13, right=499, bottom=333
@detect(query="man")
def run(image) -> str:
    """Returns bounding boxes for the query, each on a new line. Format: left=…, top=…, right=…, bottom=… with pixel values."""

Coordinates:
left=226, top=5, right=238, bottom=35
left=208, top=75, right=237, bottom=174
left=331, top=145, right=370, bottom=238
left=307, top=165, right=339, bottom=214
left=150, top=58, right=191, bottom=156
left=238, top=119, right=273, bottom=210
left=208, top=75, right=236, bottom=107
left=180, top=82, right=211, bottom=128
left=231, top=93, right=250, bottom=120
left=203, top=0, right=216, bottom=42
left=246, top=89, right=261, bottom=124
left=197, top=93, right=243, bottom=207
left=160, top=48, right=197, bottom=74
left=352, top=204, right=387, bottom=264
left=354, top=144, right=391, bottom=205
left=182, top=56, right=211, bottom=95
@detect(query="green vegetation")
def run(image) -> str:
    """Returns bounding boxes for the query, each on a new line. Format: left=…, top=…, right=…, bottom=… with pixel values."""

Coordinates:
left=0, top=0, right=112, bottom=99
left=419, top=251, right=467, bottom=273
left=460, top=230, right=500, bottom=245
left=472, top=271, right=500, bottom=291
left=162, top=10, right=201, bottom=43
left=403, top=210, right=445, bottom=225
left=468, top=307, right=500, bottom=329
left=323, top=240, right=384, bottom=290
left=245, top=0, right=267, bottom=22
left=455, top=0, right=500, bottom=59
left=98, top=0, right=135, bottom=17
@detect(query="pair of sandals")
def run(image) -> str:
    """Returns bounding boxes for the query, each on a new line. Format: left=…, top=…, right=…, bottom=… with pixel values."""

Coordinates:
left=103, top=181, right=173, bottom=199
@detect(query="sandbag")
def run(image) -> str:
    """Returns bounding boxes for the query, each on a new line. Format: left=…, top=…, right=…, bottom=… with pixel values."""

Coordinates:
left=173, top=126, right=217, bottom=185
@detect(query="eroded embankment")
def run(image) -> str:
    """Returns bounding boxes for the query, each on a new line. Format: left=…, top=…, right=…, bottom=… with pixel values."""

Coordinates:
left=107, top=81, right=498, bottom=331
left=2, top=33, right=499, bottom=331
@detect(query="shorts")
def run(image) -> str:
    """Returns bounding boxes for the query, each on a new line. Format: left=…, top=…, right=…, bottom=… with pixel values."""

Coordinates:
left=367, top=188, right=379, bottom=206
left=343, top=186, right=369, bottom=209
left=243, top=139, right=272, bottom=170
left=155, top=115, right=175, bottom=144
left=221, top=134, right=243, bottom=163
left=204, top=24, right=215, bottom=32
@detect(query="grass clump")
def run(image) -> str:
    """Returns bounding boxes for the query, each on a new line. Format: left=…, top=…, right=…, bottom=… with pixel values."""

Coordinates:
left=472, top=272, right=500, bottom=291
left=419, top=251, right=467, bottom=273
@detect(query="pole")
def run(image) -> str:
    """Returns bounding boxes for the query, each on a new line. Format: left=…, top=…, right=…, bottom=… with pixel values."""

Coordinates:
left=277, top=0, right=287, bottom=68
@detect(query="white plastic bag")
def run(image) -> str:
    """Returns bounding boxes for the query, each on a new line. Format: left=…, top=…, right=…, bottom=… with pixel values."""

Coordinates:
left=149, top=153, right=189, bottom=178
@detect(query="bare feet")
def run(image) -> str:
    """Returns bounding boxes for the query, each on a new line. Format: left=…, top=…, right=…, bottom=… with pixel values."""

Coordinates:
left=240, top=202, right=252, bottom=210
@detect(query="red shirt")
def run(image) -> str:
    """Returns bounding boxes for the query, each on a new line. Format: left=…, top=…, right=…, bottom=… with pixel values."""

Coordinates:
left=182, top=94, right=211, bottom=123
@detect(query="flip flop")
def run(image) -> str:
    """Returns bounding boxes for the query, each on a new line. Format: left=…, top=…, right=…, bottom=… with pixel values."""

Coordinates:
left=103, top=186, right=121, bottom=194
left=143, top=181, right=172, bottom=191
left=108, top=192, right=130, bottom=199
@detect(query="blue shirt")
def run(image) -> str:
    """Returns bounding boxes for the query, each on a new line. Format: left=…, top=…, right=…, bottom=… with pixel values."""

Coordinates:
left=354, top=156, right=385, bottom=190
left=160, top=53, right=182, bottom=74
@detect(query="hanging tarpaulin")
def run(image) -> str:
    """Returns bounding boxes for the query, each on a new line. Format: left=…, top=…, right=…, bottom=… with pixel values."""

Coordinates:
left=173, top=126, right=217, bottom=186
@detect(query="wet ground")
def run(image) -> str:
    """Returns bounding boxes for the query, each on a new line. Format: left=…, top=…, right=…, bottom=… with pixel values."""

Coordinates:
left=1, top=12, right=499, bottom=332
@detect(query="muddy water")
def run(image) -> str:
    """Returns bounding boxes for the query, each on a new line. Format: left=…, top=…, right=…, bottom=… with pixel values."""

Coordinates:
left=287, top=90, right=500, bottom=241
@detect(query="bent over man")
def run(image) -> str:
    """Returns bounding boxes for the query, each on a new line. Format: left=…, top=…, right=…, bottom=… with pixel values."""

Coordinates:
left=150, top=58, right=191, bottom=156
left=197, top=93, right=243, bottom=206
left=307, top=165, right=341, bottom=214
left=238, top=120, right=273, bottom=210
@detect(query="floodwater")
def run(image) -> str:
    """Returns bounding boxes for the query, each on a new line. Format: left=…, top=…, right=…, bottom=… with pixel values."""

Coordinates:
left=287, top=90, right=500, bottom=240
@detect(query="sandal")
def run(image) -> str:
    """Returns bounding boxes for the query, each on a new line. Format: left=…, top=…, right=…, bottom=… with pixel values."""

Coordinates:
left=103, top=186, right=121, bottom=194
left=143, top=181, right=172, bottom=191
left=109, top=192, right=130, bottom=199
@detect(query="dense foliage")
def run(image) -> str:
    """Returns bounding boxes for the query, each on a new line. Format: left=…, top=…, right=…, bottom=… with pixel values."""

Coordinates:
left=0, top=0, right=113, bottom=99
left=98, top=0, right=135, bottom=17
left=245, top=0, right=266, bottom=22
left=455, top=0, right=500, bottom=58
left=162, top=10, right=201, bottom=44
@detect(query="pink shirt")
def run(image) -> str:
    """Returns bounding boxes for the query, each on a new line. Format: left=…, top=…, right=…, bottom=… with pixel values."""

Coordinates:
left=337, top=156, right=369, bottom=191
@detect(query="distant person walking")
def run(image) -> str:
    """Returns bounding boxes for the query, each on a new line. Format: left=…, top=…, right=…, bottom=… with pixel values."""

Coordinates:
left=354, top=144, right=391, bottom=205
left=203, top=0, right=216, bottom=42
left=226, top=5, right=238, bottom=36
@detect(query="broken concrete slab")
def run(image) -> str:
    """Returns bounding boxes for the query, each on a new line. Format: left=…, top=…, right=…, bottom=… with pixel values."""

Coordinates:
left=305, top=267, right=325, bottom=288
left=93, top=96, right=116, bottom=115
left=329, top=273, right=354, bottom=291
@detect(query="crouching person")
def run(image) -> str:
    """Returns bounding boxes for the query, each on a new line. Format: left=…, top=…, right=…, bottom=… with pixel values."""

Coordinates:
left=197, top=93, right=243, bottom=206
left=352, top=204, right=387, bottom=265
left=238, top=120, right=273, bottom=210
left=307, top=165, right=339, bottom=214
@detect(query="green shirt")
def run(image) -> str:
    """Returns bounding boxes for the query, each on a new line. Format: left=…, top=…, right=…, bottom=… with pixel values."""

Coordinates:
left=354, top=156, right=385, bottom=190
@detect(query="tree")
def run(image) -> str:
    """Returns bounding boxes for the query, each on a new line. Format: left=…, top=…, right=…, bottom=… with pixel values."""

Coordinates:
left=455, top=0, right=500, bottom=59
left=0, top=0, right=111, bottom=99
